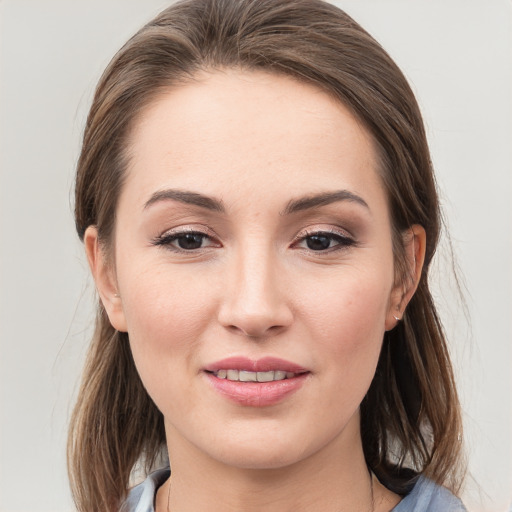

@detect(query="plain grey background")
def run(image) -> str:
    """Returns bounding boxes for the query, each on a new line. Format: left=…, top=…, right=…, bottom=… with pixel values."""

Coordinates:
left=0, top=1, right=511, bottom=511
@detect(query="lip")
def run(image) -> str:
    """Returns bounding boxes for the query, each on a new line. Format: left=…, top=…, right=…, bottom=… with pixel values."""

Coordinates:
left=203, top=356, right=310, bottom=407
left=204, top=356, right=308, bottom=373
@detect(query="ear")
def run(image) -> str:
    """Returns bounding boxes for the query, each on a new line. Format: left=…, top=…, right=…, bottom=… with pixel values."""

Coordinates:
left=385, top=224, right=426, bottom=331
left=84, top=226, right=128, bottom=332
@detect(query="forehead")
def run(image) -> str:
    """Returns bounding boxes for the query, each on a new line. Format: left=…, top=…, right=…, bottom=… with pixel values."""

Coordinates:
left=123, top=70, right=384, bottom=211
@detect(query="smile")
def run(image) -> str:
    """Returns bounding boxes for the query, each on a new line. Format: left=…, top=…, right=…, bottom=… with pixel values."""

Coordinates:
left=204, top=357, right=310, bottom=407
left=212, top=369, right=298, bottom=382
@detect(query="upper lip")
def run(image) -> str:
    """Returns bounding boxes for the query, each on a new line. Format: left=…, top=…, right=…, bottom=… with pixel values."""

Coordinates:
left=204, top=356, right=308, bottom=373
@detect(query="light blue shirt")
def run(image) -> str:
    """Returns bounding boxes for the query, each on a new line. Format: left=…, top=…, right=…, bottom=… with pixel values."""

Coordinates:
left=121, top=468, right=467, bottom=511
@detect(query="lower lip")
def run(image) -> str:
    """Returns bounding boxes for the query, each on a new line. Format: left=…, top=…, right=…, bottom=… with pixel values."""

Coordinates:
left=204, top=372, right=309, bottom=407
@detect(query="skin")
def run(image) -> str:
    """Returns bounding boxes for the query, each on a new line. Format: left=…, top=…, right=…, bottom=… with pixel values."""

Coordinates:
left=85, top=70, right=426, bottom=512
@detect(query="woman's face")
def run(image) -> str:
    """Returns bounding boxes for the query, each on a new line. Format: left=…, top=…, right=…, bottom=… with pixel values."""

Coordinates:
left=91, top=70, right=406, bottom=470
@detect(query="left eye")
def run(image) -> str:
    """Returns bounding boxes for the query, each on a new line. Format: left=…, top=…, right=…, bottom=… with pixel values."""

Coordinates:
left=154, top=231, right=217, bottom=251
left=172, top=233, right=209, bottom=250
left=296, top=232, right=354, bottom=251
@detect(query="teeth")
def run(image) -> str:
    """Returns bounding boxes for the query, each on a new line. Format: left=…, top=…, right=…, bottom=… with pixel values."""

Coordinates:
left=239, top=371, right=257, bottom=382
left=214, top=370, right=298, bottom=382
left=227, top=369, right=239, bottom=380
left=256, top=371, right=275, bottom=382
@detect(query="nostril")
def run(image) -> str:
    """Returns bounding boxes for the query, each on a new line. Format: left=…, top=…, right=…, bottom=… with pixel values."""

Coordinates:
left=224, top=323, right=286, bottom=339
left=216, top=275, right=294, bottom=337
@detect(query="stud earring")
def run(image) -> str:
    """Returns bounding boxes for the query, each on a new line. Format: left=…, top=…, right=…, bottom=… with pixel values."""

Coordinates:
left=393, top=314, right=401, bottom=321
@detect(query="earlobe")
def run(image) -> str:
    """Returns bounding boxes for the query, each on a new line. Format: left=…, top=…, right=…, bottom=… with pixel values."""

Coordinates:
left=385, top=224, right=426, bottom=331
left=84, top=226, right=128, bottom=332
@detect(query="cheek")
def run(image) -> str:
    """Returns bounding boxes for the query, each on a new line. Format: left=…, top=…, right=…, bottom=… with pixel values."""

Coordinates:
left=306, top=267, right=390, bottom=332
left=298, top=265, right=392, bottom=376
left=117, top=262, right=217, bottom=375
left=116, top=263, right=222, bottom=421
left=294, top=269, right=392, bottom=430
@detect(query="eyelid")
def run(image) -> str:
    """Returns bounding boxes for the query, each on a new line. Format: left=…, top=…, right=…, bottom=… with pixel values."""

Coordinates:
left=158, top=224, right=217, bottom=238
left=151, top=224, right=221, bottom=249
left=291, top=226, right=357, bottom=253
left=292, top=225, right=354, bottom=244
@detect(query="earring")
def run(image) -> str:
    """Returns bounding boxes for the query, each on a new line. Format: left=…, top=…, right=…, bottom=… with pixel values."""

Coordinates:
left=393, top=314, right=401, bottom=321
left=114, top=293, right=120, bottom=298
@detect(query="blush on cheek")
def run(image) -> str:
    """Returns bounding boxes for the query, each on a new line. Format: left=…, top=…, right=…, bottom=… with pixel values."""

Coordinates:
left=304, top=295, right=388, bottom=400
left=140, top=300, right=217, bottom=375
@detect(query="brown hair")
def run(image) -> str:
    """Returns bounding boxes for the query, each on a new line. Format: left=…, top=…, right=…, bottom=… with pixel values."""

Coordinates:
left=69, top=0, right=464, bottom=510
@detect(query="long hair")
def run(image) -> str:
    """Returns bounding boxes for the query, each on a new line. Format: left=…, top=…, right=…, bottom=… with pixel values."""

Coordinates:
left=69, top=1, right=464, bottom=510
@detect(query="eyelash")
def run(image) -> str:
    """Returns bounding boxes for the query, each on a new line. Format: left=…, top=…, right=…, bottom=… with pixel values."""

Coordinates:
left=151, top=229, right=219, bottom=252
left=151, top=228, right=356, bottom=254
left=292, top=229, right=356, bottom=253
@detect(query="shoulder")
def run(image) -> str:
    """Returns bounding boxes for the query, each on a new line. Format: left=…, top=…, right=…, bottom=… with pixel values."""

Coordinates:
left=392, top=476, right=466, bottom=512
left=119, top=468, right=170, bottom=512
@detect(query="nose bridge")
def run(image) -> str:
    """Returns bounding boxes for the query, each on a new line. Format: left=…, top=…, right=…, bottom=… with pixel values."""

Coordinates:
left=218, top=238, right=292, bottom=337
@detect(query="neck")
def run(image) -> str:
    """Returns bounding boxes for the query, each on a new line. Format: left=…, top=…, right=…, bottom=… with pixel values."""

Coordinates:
left=157, top=417, right=382, bottom=512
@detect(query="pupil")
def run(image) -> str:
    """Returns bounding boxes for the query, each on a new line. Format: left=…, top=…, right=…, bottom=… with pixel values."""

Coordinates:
left=178, top=234, right=204, bottom=250
left=306, top=235, right=330, bottom=251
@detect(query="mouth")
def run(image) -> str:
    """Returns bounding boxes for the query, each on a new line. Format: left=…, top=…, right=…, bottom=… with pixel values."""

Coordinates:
left=203, top=356, right=310, bottom=407
left=210, top=369, right=301, bottom=382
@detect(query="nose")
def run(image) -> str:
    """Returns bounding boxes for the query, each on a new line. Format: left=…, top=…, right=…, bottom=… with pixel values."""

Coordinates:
left=217, top=246, right=293, bottom=339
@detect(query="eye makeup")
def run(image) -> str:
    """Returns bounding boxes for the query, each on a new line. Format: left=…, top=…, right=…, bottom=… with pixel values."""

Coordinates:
left=292, top=228, right=357, bottom=253
left=151, top=225, right=221, bottom=253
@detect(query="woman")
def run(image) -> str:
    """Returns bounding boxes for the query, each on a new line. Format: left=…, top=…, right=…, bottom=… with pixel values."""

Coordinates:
left=68, top=0, right=466, bottom=510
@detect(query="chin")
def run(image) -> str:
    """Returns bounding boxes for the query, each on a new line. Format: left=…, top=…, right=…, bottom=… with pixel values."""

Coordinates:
left=198, top=423, right=325, bottom=471
left=215, top=445, right=308, bottom=471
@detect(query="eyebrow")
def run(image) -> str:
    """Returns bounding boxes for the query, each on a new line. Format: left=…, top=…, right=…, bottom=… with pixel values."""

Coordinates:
left=143, top=189, right=225, bottom=212
left=143, top=188, right=368, bottom=215
left=282, top=190, right=369, bottom=215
